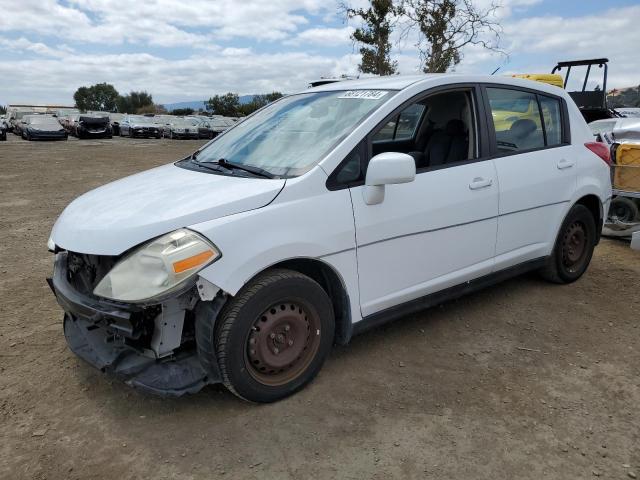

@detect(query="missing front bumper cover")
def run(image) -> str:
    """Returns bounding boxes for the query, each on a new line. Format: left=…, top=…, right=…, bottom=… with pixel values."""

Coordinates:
left=64, top=314, right=211, bottom=396
left=49, top=252, right=220, bottom=397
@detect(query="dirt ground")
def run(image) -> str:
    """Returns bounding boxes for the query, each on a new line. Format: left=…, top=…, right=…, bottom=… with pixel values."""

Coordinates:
left=1, top=133, right=639, bottom=480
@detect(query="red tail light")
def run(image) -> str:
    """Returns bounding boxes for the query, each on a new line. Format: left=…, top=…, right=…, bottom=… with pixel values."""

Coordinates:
left=585, top=141, right=612, bottom=165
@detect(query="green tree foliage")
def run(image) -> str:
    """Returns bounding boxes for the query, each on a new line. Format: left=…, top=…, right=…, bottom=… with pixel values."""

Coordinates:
left=0, top=105, right=6, bottom=115
left=171, top=108, right=195, bottom=116
left=238, top=92, right=284, bottom=116
left=116, top=91, right=155, bottom=114
left=403, top=0, right=502, bottom=73
left=345, top=0, right=401, bottom=75
left=73, top=83, right=120, bottom=111
left=608, top=85, right=640, bottom=108
left=206, top=93, right=241, bottom=116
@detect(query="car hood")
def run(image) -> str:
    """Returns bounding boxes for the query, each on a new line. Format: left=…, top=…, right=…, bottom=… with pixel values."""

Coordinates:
left=51, top=163, right=286, bottom=255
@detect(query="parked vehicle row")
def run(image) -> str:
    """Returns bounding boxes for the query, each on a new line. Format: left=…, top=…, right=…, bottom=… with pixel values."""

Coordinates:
left=1, top=109, right=239, bottom=142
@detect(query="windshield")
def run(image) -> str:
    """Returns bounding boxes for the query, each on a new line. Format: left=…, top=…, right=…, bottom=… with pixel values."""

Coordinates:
left=193, top=90, right=393, bottom=177
left=129, top=116, right=154, bottom=124
left=29, top=116, right=60, bottom=127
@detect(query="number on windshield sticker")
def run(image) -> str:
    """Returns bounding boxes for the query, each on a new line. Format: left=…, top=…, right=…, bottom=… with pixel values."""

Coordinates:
left=337, top=90, right=388, bottom=100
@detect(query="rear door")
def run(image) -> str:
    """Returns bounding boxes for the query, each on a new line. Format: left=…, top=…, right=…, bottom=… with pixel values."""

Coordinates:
left=482, top=85, right=576, bottom=269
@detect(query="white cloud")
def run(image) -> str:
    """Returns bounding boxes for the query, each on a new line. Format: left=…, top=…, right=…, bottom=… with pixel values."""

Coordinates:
left=0, top=0, right=638, bottom=106
left=0, top=0, right=341, bottom=45
left=0, top=37, right=71, bottom=58
left=500, top=5, right=640, bottom=88
left=290, top=27, right=355, bottom=47
left=0, top=50, right=360, bottom=104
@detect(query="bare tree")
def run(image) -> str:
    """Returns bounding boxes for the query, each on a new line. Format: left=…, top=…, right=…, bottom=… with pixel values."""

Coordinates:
left=343, top=0, right=403, bottom=76
left=401, top=0, right=503, bottom=73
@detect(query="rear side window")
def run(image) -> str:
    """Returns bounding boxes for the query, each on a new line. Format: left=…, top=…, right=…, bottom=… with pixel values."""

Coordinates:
left=539, top=95, right=563, bottom=146
left=373, top=103, right=425, bottom=142
left=487, top=88, right=545, bottom=153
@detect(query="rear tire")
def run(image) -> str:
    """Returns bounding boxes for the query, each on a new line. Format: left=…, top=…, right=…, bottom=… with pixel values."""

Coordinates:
left=209, top=269, right=334, bottom=403
left=539, top=204, right=596, bottom=284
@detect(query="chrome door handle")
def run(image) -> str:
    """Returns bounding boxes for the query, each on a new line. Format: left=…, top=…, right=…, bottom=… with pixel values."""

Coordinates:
left=469, top=177, right=493, bottom=190
left=557, top=159, right=575, bottom=170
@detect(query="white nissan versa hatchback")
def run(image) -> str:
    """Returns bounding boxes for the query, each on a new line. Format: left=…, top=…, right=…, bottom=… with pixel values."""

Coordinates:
left=48, top=75, right=612, bottom=402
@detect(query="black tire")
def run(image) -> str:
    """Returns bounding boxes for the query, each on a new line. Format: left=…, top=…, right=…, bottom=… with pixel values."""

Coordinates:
left=208, top=268, right=334, bottom=403
left=540, top=204, right=597, bottom=284
left=609, top=196, right=639, bottom=223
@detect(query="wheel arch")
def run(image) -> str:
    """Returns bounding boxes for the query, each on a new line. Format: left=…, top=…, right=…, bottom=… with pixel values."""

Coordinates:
left=264, top=258, right=352, bottom=346
left=574, top=194, right=603, bottom=243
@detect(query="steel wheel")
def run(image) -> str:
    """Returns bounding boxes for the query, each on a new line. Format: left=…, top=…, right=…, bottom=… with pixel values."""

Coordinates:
left=561, top=221, right=587, bottom=272
left=208, top=268, right=335, bottom=402
left=540, top=204, right=596, bottom=284
left=246, top=300, right=321, bottom=386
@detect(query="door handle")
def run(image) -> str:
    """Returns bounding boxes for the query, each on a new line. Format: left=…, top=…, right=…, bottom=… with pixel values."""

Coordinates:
left=557, top=159, right=575, bottom=170
left=469, top=177, right=493, bottom=190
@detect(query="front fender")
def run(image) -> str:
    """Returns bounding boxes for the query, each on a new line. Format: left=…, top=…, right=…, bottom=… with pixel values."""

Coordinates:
left=190, top=171, right=362, bottom=324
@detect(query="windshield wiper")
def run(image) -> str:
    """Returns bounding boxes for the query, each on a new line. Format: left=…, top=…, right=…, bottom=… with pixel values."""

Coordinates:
left=188, top=160, right=226, bottom=174
left=201, top=158, right=275, bottom=179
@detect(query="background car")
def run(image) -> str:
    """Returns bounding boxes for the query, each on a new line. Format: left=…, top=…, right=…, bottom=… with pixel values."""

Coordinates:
left=163, top=118, right=199, bottom=139
left=11, top=111, right=38, bottom=136
left=0, top=117, right=7, bottom=141
left=60, top=114, right=80, bottom=134
left=191, top=117, right=217, bottom=139
left=75, top=116, right=112, bottom=139
left=208, top=115, right=238, bottom=137
left=119, top=115, right=162, bottom=138
left=21, top=115, right=68, bottom=141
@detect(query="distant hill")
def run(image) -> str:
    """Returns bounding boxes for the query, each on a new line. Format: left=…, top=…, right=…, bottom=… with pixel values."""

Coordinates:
left=163, top=95, right=255, bottom=112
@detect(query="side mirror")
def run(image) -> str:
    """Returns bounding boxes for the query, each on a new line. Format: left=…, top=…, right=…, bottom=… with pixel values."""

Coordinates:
left=363, top=152, right=416, bottom=205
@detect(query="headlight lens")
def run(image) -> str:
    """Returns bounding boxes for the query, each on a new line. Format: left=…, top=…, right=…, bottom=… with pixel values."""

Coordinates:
left=93, top=229, right=220, bottom=302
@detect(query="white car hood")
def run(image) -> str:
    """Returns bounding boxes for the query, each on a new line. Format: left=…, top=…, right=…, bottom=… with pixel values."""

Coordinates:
left=51, top=163, right=285, bottom=255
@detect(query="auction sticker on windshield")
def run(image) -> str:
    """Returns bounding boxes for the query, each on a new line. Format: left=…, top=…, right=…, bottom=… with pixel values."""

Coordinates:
left=337, top=90, right=388, bottom=100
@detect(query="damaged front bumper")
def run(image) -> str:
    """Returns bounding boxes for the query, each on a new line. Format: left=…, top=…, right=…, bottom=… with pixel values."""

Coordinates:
left=48, top=252, right=221, bottom=396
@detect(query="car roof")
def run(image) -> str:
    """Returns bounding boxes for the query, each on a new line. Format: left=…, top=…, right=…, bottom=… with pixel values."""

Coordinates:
left=304, top=73, right=569, bottom=97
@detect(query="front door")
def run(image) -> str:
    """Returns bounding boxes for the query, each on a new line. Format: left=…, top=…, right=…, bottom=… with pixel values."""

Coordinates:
left=348, top=88, right=499, bottom=317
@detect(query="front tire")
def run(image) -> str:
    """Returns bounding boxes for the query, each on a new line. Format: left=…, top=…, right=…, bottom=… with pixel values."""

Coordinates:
left=208, top=269, right=334, bottom=403
left=540, top=204, right=596, bottom=284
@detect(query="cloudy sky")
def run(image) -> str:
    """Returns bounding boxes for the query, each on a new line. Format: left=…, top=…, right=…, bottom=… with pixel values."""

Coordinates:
left=0, top=0, right=638, bottom=106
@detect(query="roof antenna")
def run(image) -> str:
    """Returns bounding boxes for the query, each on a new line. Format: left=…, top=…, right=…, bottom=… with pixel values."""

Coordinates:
left=490, top=66, right=501, bottom=75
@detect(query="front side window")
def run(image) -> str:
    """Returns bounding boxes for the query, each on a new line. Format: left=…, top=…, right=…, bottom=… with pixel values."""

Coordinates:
left=373, top=103, right=425, bottom=142
left=192, top=90, right=393, bottom=177
left=487, top=88, right=545, bottom=153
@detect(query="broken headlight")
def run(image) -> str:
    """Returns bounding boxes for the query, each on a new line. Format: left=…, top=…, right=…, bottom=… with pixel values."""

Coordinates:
left=93, top=229, right=220, bottom=302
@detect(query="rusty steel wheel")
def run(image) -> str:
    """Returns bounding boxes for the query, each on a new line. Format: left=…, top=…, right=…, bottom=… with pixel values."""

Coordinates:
left=540, top=204, right=596, bottom=284
left=211, top=269, right=334, bottom=403
left=246, top=301, right=321, bottom=386
left=561, top=221, right=587, bottom=273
